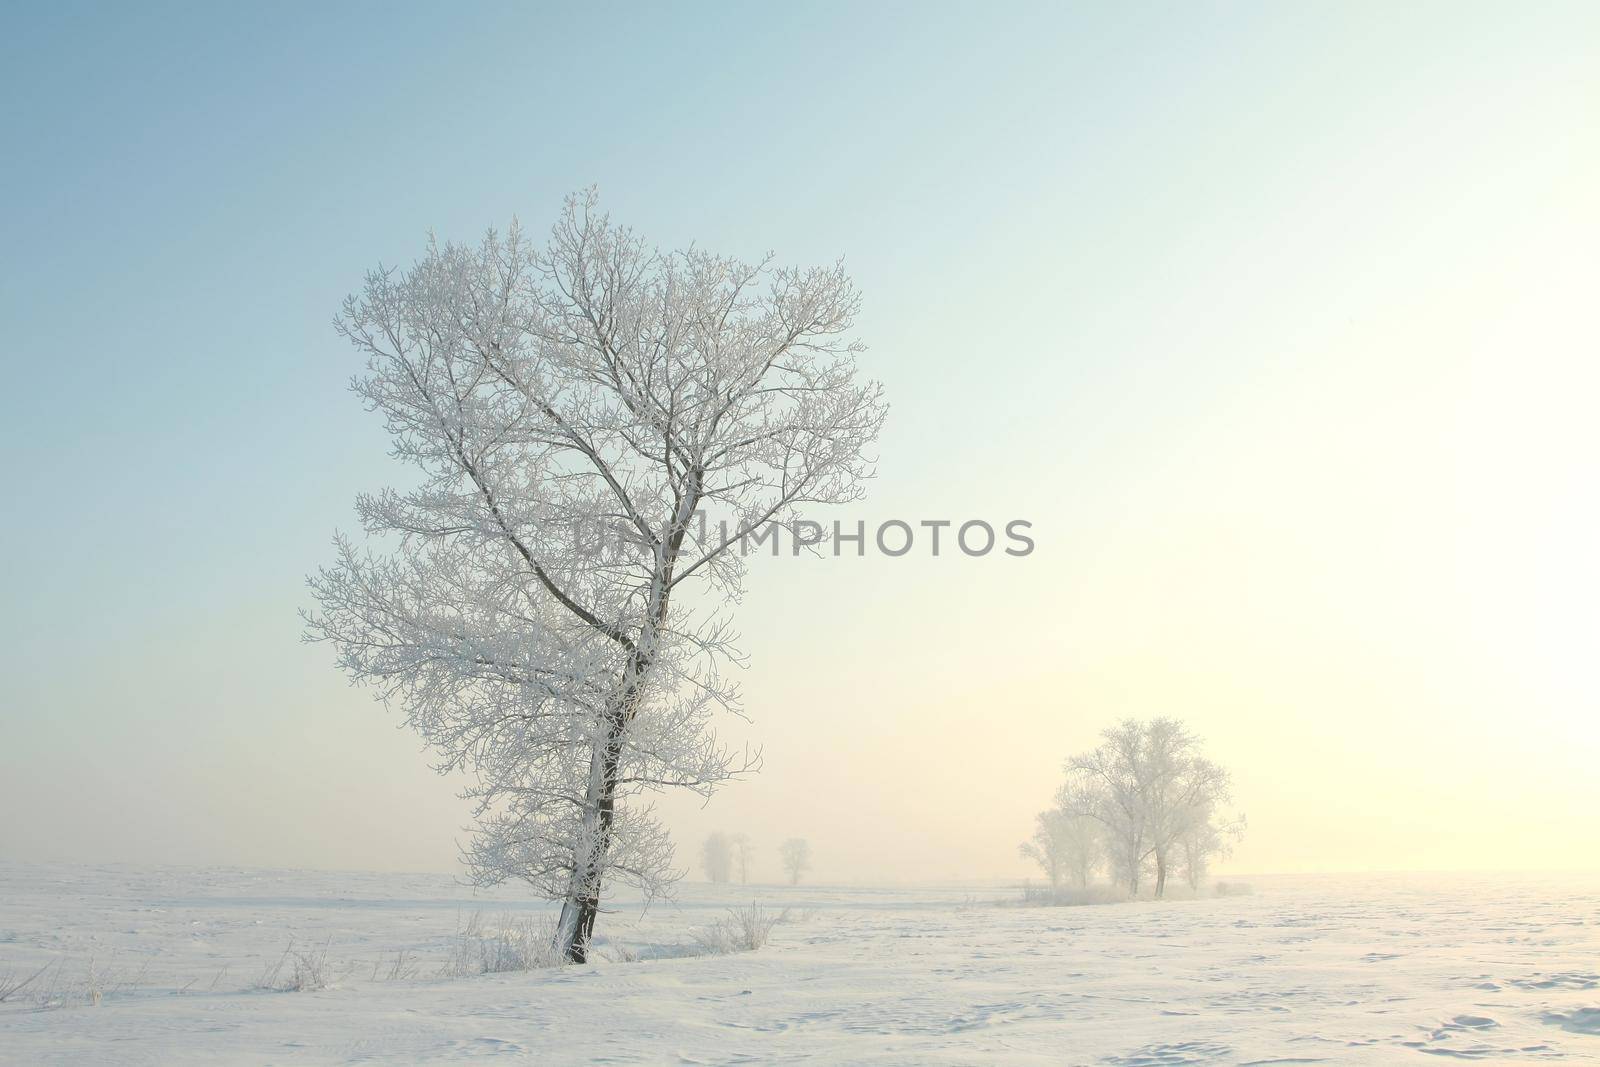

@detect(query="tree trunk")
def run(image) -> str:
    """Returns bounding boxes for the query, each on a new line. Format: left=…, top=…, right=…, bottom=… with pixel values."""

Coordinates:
left=1154, top=853, right=1168, bottom=899
left=555, top=711, right=626, bottom=963
left=553, top=600, right=668, bottom=963
left=553, top=540, right=682, bottom=964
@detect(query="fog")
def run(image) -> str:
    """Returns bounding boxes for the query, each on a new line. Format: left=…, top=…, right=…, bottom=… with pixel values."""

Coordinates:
left=4, top=3, right=1597, bottom=887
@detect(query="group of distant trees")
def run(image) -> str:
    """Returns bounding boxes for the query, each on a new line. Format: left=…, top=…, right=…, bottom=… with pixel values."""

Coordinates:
left=702, top=833, right=812, bottom=885
left=1022, top=719, right=1245, bottom=898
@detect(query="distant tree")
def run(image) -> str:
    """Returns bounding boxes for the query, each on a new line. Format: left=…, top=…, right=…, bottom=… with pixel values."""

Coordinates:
left=702, top=832, right=733, bottom=884
left=1177, top=803, right=1246, bottom=891
left=1061, top=720, right=1153, bottom=896
left=1019, top=808, right=1099, bottom=889
left=779, top=838, right=812, bottom=885
left=731, top=834, right=754, bottom=884
left=1061, top=718, right=1240, bottom=898
left=1018, top=813, right=1061, bottom=889
left=1140, top=720, right=1233, bottom=897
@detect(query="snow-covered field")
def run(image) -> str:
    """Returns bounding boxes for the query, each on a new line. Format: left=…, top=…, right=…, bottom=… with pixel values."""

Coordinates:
left=1, top=864, right=1596, bottom=1065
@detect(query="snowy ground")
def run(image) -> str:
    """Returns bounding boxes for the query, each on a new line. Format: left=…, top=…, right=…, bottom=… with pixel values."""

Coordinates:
left=1, top=864, right=1596, bottom=1065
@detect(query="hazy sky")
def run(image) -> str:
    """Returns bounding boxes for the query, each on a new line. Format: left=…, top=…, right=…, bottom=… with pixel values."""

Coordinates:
left=3, top=2, right=1597, bottom=883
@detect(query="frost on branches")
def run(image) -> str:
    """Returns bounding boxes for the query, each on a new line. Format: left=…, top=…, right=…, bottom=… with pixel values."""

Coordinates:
left=1058, top=718, right=1245, bottom=898
left=304, top=191, right=886, bottom=962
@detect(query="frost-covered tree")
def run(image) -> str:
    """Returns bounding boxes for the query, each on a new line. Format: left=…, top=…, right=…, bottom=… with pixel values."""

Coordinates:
left=731, top=833, right=754, bottom=884
left=1060, top=718, right=1239, bottom=898
left=305, top=191, right=886, bottom=962
left=1140, top=720, right=1231, bottom=897
left=779, top=838, right=811, bottom=885
left=1018, top=813, right=1062, bottom=888
left=1177, top=803, right=1246, bottom=891
left=1019, top=808, right=1099, bottom=890
left=701, top=832, right=733, bottom=884
left=1060, top=720, right=1153, bottom=896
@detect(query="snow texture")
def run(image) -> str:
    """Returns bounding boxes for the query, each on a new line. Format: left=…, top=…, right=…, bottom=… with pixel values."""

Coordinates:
left=1, top=863, right=1596, bottom=1064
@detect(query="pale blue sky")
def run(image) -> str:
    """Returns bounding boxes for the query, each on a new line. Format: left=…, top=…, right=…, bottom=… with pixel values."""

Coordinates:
left=4, top=3, right=1597, bottom=879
